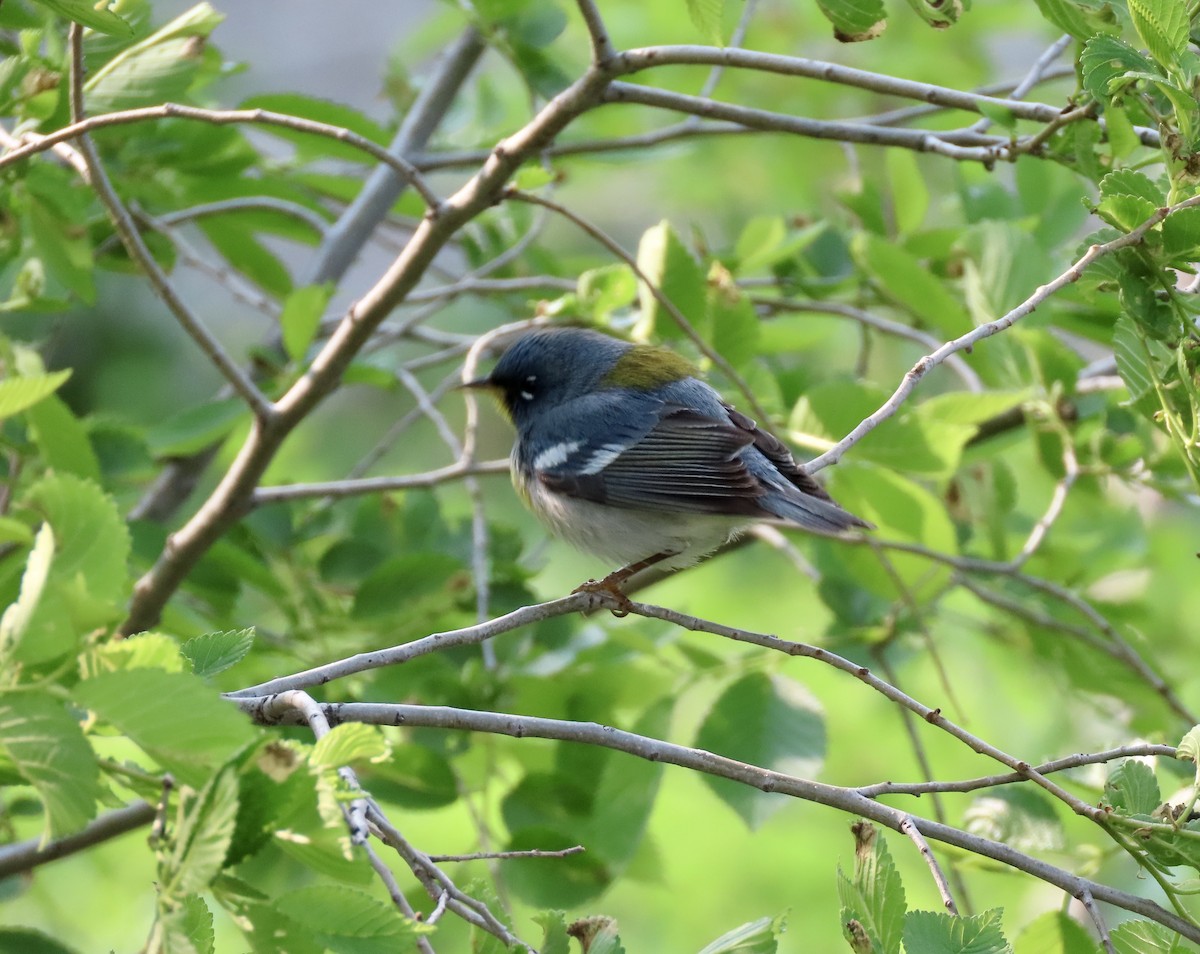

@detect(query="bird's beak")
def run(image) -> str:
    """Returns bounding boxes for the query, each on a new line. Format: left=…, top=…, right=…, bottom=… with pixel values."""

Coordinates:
left=457, top=375, right=493, bottom=391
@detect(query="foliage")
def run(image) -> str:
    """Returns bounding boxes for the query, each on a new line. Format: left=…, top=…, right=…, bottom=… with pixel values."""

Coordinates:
left=1, top=0, right=1200, bottom=951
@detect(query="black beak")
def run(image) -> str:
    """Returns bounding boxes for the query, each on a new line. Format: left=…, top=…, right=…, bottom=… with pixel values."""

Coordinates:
left=457, top=375, right=493, bottom=391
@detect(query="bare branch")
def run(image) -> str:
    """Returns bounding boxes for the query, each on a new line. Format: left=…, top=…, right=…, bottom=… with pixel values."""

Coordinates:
left=429, top=845, right=586, bottom=862
left=0, top=801, right=155, bottom=879
left=306, top=27, right=485, bottom=284
left=251, top=458, right=510, bottom=505
left=575, top=0, right=615, bottom=64
left=249, top=697, right=1200, bottom=943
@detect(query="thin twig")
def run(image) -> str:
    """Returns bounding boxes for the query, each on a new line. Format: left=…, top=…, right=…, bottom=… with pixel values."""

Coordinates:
left=970, top=35, right=1072, bottom=134
left=252, top=458, right=510, bottom=505
left=1079, top=887, right=1117, bottom=954
left=429, top=845, right=586, bottom=862
left=899, top=815, right=959, bottom=914
left=66, top=26, right=275, bottom=421
left=807, top=194, right=1200, bottom=472
left=0, top=801, right=155, bottom=879
left=575, top=0, right=615, bottom=64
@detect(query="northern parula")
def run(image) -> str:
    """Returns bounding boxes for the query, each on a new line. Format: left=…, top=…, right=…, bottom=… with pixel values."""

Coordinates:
left=465, top=327, right=869, bottom=590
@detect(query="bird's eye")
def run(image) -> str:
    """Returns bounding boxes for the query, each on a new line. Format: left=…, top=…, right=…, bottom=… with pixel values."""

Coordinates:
left=519, top=375, right=537, bottom=401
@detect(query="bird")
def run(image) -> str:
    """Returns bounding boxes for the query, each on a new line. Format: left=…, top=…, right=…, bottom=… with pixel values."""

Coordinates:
left=464, top=327, right=870, bottom=598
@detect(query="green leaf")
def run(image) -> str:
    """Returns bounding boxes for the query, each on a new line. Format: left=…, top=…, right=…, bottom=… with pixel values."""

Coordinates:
left=1127, top=0, right=1188, bottom=67
left=146, top=398, right=248, bottom=457
left=27, top=0, right=131, bottom=35
left=1013, top=911, right=1098, bottom=954
left=1080, top=36, right=1157, bottom=103
left=534, top=911, right=571, bottom=954
left=635, top=221, right=708, bottom=342
left=901, top=909, right=1010, bottom=954
left=351, top=552, right=467, bottom=619
left=697, top=915, right=786, bottom=954
left=95, top=631, right=186, bottom=673
left=1103, top=760, right=1161, bottom=815
left=0, top=523, right=54, bottom=664
left=24, top=473, right=130, bottom=606
left=281, top=283, right=334, bottom=363
left=733, top=216, right=787, bottom=273
left=694, top=673, right=824, bottom=829
left=684, top=0, right=726, bottom=44
left=0, top=690, right=102, bottom=839
left=73, top=669, right=255, bottom=786
left=274, top=885, right=426, bottom=952
left=1109, top=920, right=1177, bottom=953
left=838, top=824, right=905, bottom=954
left=0, top=369, right=70, bottom=420
left=1099, top=169, right=1165, bottom=206
left=851, top=232, right=971, bottom=335
left=24, top=394, right=102, bottom=482
left=1096, top=194, right=1158, bottom=232
left=1113, top=315, right=1167, bottom=407
left=1033, top=0, right=1116, bottom=40
left=1177, top=725, right=1200, bottom=779
left=310, top=723, right=387, bottom=770
left=0, top=928, right=83, bottom=954
left=84, top=4, right=223, bottom=111
left=1162, top=207, right=1200, bottom=261
left=976, top=100, right=1017, bottom=131
left=157, top=894, right=215, bottom=954
left=162, top=766, right=239, bottom=898
left=814, top=0, right=887, bottom=40
left=886, top=151, right=928, bottom=233
left=578, top=264, right=637, bottom=321
left=958, top=221, right=1047, bottom=324
left=707, top=276, right=761, bottom=368
left=239, top=93, right=391, bottom=163
left=197, top=218, right=292, bottom=298
left=181, top=629, right=255, bottom=678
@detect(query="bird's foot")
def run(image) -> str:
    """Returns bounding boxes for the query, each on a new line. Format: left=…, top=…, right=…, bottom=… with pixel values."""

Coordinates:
left=572, top=575, right=635, bottom=617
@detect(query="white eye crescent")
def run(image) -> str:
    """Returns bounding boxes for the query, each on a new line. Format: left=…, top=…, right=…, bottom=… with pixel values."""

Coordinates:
left=520, top=391, right=534, bottom=401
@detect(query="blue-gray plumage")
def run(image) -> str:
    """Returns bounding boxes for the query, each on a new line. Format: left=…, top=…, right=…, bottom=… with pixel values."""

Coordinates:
left=467, top=327, right=870, bottom=588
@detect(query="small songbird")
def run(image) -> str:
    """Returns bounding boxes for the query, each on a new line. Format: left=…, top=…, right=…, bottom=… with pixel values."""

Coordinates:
left=465, top=327, right=869, bottom=593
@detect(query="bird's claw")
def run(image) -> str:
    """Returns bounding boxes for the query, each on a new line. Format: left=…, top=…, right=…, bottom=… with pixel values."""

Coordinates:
left=572, top=577, right=634, bottom=617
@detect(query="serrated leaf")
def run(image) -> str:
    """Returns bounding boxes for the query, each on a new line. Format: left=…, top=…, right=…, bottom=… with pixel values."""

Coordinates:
left=274, top=885, right=426, bottom=950
left=0, top=370, right=70, bottom=420
left=697, top=915, right=786, bottom=953
left=281, top=283, right=333, bottom=362
left=158, top=893, right=215, bottom=954
left=534, top=911, right=571, bottom=954
left=1103, top=760, right=1161, bottom=815
left=163, top=766, right=239, bottom=898
left=73, top=669, right=254, bottom=786
left=694, top=673, right=824, bottom=828
left=1128, top=0, right=1188, bottom=67
left=1033, top=0, right=1116, bottom=40
left=1162, top=207, right=1200, bottom=260
left=684, top=0, right=726, bottom=43
left=1096, top=194, right=1158, bottom=232
left=0, top=690, right=102, bottom=840
left=1110, top=919, right=1177, bottom=953
left=1099, top=170, right=1165, bottom=205
left=94, top=631, right=186, bottom=674
left=1113, top=315, right=1164, bottom=406
left=181, top=629, right=255, bottom=678
left=27, top=0, right=131, bottom=35
left=1178, top=725, right=1200, bottom=772
left=1080, top=36, right=1157, bottom=102
left=734, top=216, right=786, bottom=273
left=0, top=522, right=54, bottom=664
left=1013, top=910, right=1099, bottom=954
left=310, top=722, right=387, bottom=769
left=838, top=824, right=905, bottom=954
left=901, top=909, right=1010, bottom=954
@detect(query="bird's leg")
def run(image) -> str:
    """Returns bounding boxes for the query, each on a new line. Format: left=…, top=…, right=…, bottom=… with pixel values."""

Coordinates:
left=572, top=550, right=676, bottom=616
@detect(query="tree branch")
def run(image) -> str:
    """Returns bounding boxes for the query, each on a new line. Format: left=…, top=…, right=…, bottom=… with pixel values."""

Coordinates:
left=0, top=801, right=155, bottom=879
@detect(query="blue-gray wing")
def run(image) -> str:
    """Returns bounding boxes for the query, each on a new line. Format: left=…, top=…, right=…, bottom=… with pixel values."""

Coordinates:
left=533, top=397, right=770, bottom=517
